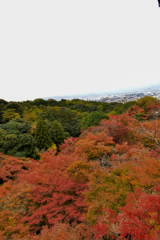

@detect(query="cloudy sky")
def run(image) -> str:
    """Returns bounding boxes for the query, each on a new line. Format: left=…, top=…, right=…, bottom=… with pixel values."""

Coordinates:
left=0, top=0, right=160, bottom=101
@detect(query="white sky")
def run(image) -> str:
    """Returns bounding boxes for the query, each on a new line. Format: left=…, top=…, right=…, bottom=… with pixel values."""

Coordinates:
left=0, top=0, right=160, bottom=101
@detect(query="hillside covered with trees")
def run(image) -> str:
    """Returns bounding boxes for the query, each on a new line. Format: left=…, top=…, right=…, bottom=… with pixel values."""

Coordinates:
left=0, top=96, right=160, bottom=239
left=0, top=98, right=133, bottom=159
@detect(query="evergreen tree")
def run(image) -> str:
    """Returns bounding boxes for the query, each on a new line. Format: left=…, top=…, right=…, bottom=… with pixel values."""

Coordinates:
left=81, top=111, right=109, bottom=130
left=52, top=120, right=66, bottom=151
left=34, top=117, right=52, bottom=150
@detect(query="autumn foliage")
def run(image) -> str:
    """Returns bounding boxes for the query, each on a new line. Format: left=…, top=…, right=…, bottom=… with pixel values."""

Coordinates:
left=1, top=97, right=160, bottom=239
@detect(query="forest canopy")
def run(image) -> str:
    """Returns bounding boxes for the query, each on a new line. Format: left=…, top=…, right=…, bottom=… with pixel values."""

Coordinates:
left=0, top=96, right=160, bottom=239
left=0, top=98, right=124, bottom=158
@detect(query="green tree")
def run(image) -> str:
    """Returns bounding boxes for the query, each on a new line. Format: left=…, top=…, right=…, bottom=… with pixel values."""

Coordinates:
left=0, top=128, right=7, bottom=152
left=0, top=118, right=32, bottom=134
left=17, top=133, right=38, bottom=158
left=0, top=99, right=7, bottom=124
left=0, top=119, right=38, bottom=158
left=34, top=117, right=52, bottom=150
left=110, top=101, right=136, bottom=115
left=23, top=106, right=42, bottom=123
left=97, top=104, right=103, bottom=111
left=0, top=127, right=7, bottom=139
left=63, top=117, right=81, bottom=138
left=5, top=102, right=24, bottom=117
left=3, top=134, right=19, bottom=155
left=33, top=98, right=48, bottom=106
left=57, top=108, right=77, bottom=125
left=39, top=106, right=57, bottom=122
left=81, top=111, right=109, bottom=130
left=136, top=96, right=159, bottom=113
left=2, top=109, right=21, bottom=123
left=52, top=120, right=66, bottom=151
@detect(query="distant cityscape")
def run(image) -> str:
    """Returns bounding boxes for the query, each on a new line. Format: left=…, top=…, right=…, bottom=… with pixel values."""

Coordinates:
left=45, top=87, right=160, bottom=103
left=83, top=88, right=160, bottom=103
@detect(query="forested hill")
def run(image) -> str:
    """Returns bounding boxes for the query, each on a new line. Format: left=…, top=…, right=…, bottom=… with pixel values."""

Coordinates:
left=0, top=98, right=135, bottom=158
left=1, top=96, right=160, bottom=239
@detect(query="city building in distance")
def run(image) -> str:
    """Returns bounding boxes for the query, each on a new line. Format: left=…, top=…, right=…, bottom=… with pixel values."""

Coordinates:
left=44, top=87, right=160, bottom=103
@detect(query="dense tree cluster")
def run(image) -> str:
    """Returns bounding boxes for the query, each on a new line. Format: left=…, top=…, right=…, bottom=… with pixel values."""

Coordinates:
left=0, top=98, right=124, bottom=158
left=1, top=96, right=160, bottom=239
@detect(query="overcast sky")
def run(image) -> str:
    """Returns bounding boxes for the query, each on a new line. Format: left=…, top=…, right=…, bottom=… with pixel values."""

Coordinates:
left=0, top=0, right=160, bottom=101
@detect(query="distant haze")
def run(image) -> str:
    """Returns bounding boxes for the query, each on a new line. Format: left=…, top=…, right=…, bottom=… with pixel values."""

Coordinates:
left=44, top=83, right=160, bottom=101
left=0, top=0, right=160, bottom=101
